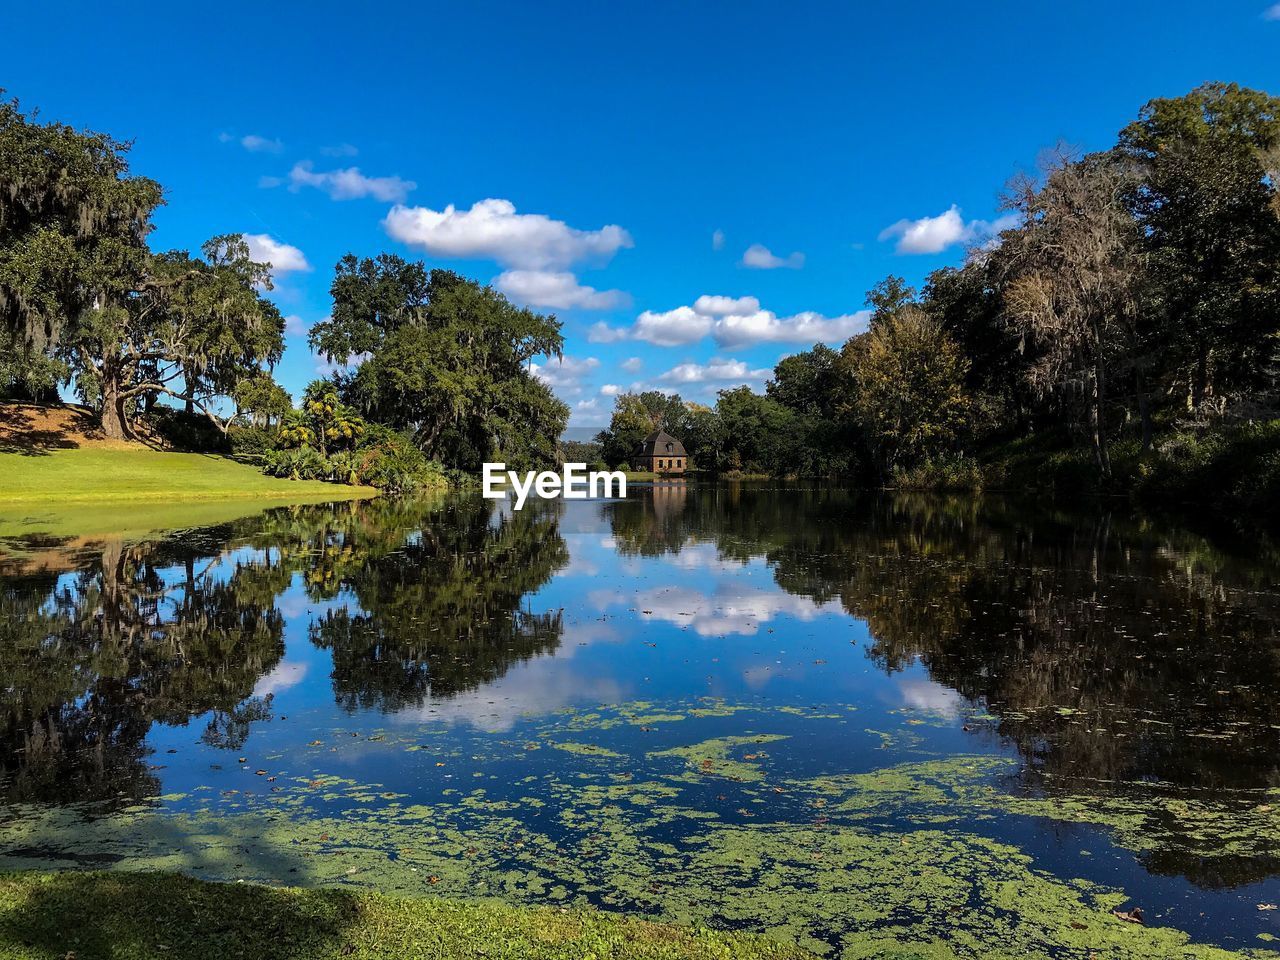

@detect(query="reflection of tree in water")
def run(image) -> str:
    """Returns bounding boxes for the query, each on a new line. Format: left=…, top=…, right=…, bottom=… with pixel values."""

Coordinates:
left=0, top=496, right=569, bottom=801
left=0, top=531, right=285, bottom=805
left=611, top=483, right=1280, bottom=884
left=308, top=499, right=568, bottom=711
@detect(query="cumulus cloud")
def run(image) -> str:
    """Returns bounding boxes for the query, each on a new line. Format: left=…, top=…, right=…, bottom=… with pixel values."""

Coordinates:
left=495, top=269, right=628, bottom=310
left=712, top=229, right=725, bottom=250
left=529, top=354, right=601, bottom=392
left=621, top=357, right=643, bottom=373
left=591, top=295, right=869, bottom=348
left=1265, top=2, right=1280, bottom=18
left=741, top=243, right=804, bottom=270
left=600, top=384, right=621, bottom=396
left=657, top=358, right=771, bottom=384
left=283, top=314, right=308, bottom=336
left=288, top=161, right=416, bottom=202
left=878, top=205, right=1019, bottom=255
left=693, top=294, right=760, bottom=316
left=383, top=198, right=632, bottom=270
left=243, top=234, right=310, bottom=275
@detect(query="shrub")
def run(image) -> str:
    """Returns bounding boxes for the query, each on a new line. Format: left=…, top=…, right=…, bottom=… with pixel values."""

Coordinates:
left=890, top=456, right=984, bottom=491
left=228, top=425, right=279, bottom=459
left=263, top=446, right=327, bottom=481
left=147, top=407, right=229, bottom=452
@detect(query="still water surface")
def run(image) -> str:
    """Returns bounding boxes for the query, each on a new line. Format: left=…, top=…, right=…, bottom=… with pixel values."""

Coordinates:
left=1, top=483, right=1278, bottom=956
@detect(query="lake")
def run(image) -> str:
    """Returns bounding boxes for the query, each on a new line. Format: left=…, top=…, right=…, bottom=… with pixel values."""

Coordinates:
left=1, top=482, right=1278, bottom=957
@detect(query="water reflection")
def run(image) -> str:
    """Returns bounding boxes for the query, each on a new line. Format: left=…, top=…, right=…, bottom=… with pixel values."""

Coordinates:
left=1, top=484, right=1279, bottom=902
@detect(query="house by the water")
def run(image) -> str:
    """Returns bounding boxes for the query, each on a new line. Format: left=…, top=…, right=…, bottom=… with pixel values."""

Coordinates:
left=636, top=429, right=687, bottom=475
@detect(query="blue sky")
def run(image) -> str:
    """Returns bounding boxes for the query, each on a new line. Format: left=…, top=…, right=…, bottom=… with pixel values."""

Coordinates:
left=4, top=1, right=1278, bottom=432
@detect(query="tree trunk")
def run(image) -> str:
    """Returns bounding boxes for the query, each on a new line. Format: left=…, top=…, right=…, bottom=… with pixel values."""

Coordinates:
left=1136, top=370, right=1153, bottom=453
left=100, top=374, right=128, bottom=440
left=1089, top=365, right=1112, bottom=481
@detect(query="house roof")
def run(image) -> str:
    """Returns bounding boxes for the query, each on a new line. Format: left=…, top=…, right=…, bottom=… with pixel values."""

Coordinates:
left=636, top=429, right=687, bottom=458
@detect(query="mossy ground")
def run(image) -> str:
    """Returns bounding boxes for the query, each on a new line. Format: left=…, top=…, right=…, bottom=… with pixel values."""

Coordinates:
left=0, top=870, right=805, bottom=960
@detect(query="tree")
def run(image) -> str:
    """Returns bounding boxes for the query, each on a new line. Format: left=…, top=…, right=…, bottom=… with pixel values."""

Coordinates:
left=0, top=97, right=284, bottom=437
left=233, top=375, right=292, bottom=428
left=281, top=381, right=365, bottom=457
left=1002, top=151, right=1146, bottom=476
left=846, top=304, right=970, bottom=470
left=1118, top=82, right=1280, bottom=413
left=61, top=235, right=284, bottom=438
left=715, top=386, right=798, bottom=475
left=313, top=255, right=567, bottom=471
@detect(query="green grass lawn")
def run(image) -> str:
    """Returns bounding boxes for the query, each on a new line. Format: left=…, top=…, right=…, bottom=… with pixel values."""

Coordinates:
left=0, top=448, right=375, bottom=504
left=0, top=871, right=807, bottom=960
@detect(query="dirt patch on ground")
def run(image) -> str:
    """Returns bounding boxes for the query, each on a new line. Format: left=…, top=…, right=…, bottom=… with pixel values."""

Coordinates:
left=0, top=403, right=148, bottom=454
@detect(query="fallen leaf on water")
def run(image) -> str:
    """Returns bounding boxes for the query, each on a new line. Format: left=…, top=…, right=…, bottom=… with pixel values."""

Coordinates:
left=1113, top=907, right=1144, bottom=925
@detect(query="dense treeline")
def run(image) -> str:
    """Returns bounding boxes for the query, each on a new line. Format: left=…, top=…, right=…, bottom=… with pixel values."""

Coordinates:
left=595, top=83, right=1280, bottom=520
left=0, top=93, right=567, bottom=490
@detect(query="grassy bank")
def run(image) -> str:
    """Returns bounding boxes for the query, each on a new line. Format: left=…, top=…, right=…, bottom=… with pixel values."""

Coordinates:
left=0, top=448, right=375, bottom=504
left=0, top=871, right=806, bottom=960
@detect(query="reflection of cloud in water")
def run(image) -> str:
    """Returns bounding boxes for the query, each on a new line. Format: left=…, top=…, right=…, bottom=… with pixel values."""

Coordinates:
left=667, top=541, right=744, bottom=573
left=391, top=658, right=628, bottom=732
left=253, top=661, right=308, bottom=697
left=382, top=617, right=628, bottom=731
left=742, top=664, right=777, bottom=689
left=898, top=678, right=965, bottom=717
left=557, top=550, right=599, bottom=578
left=275, top=586, right=352, bottom=622
left=626, top=583, right=842, bottom=637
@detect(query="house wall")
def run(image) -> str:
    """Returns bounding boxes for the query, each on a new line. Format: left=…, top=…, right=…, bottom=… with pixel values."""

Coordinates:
left=645, top=455, right=686, bottom=474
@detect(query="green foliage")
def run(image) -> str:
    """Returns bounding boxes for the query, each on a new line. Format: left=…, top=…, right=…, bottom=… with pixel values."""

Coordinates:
left=313, top=256, right=567, bottom=472
left=847, top=306, right=971, bottom=470
left=227, top=424, right=279, bottom=459
left=233, top=375, right=292, bottom=427
left=146, top=407, right=230, bottom=453
left=890, top=456, right=984, bottom=491
left=263, top=446, right=329, bottom=481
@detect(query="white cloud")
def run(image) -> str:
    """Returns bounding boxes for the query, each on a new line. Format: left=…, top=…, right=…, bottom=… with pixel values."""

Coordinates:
left=630, top=306, right=715, bottom=346
left=693, top=294, right=760, bottom=316
left=384, top=198, right=633, bottom=271
left=288, top=161, right=416, bottom=202
left=600, top=384, right=621, bottom=396
left=741, top=243, right=804, bottom=270
left=1265, top=2, right=1280, bottom=18
left=315, top=350, right=370, bottom=376
left=657, top=358, right=772, bottom=384
left=576, top=398, right=599, bottom=412
left=243, top=234, right=311, bottom=275
left=529, top=354, right=600, bottom=392
left=495, top=269, right=628, bottom=310
left=621, top=357, right=643, bottom=373
left=320, top=143, right=359, bottom=157
left=223, top=132, right=282, bottom=153
left=712, top=229, right=725, bottom=251
left=283, top=314, right=308, bottom=336
left=878, top=205, right=1019, bottom=255
left=591, top=295, right=869, bottom=348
